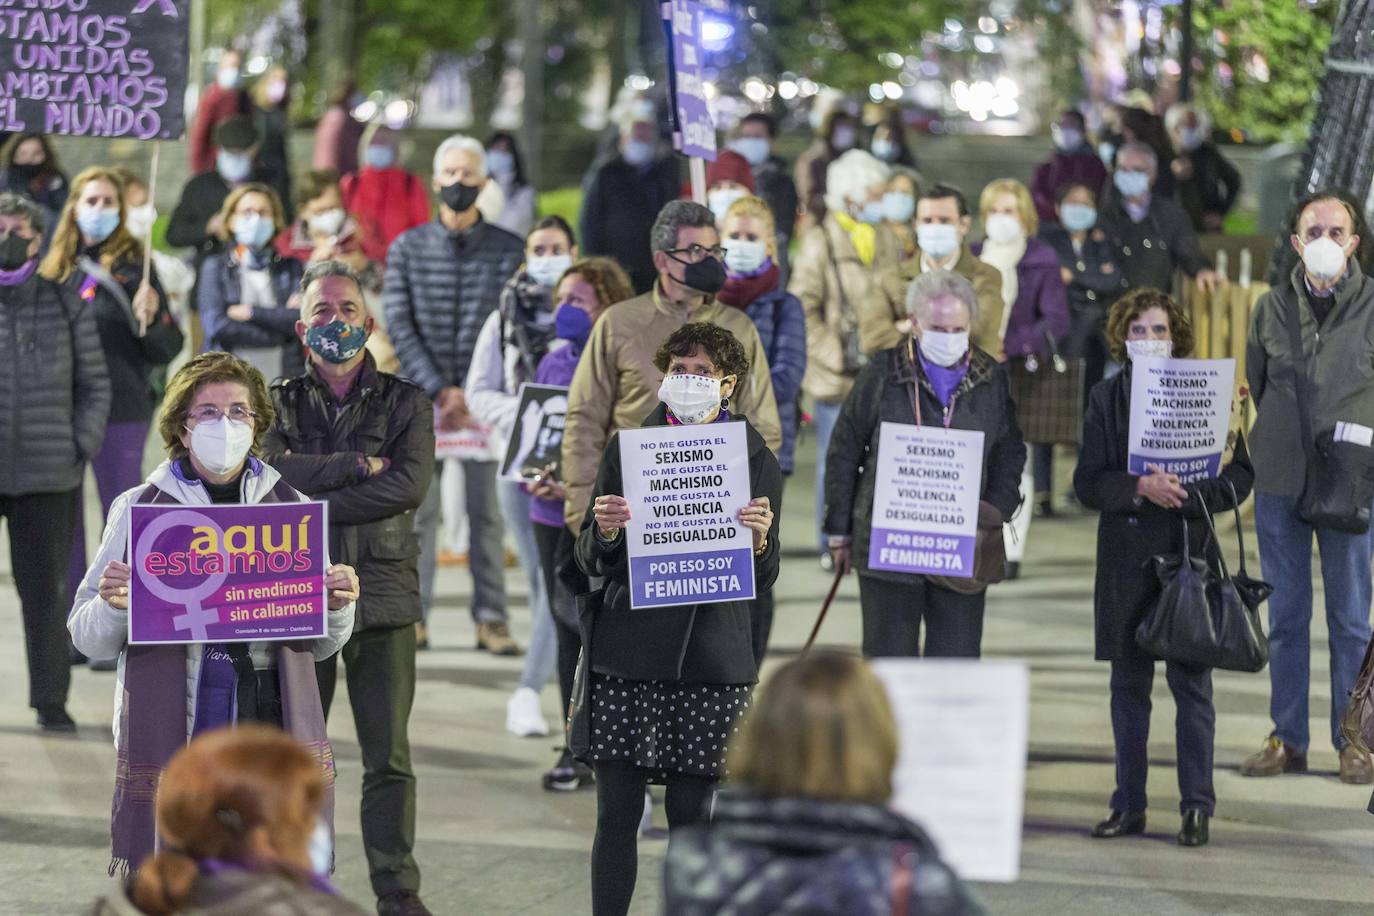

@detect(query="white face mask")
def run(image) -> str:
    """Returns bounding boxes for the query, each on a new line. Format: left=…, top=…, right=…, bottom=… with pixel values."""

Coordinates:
left=1302, top=236, right=1350, bottom=282
left=917, top=223, right=960, bottom=260
left=917, top=329, right=970, bottom=367
left=1052, top=125, right=1083, bottom=151
left=307, top=208, right=346, bottom=238
left=708, top=187, right=748, bottom=225
left=831, top=126, right=856, bottom=151
left=724, top=238, right=768, bottom=276
left=1125, top=339, right=1173, bottom=361
left=658, top=374, right=724, bottom=424
left=984, top=213, right=1024, bottom=245
left=526, top=254, right=573, bottom=289
left=126, top=203, right=158, bottom=239
left=729, top=137, right=770, bottom=167
left=189, top=417, right=254, bottom=476
left=308, top=820, right=332, bottom=876
left=871, top=137, right=897, bottom=162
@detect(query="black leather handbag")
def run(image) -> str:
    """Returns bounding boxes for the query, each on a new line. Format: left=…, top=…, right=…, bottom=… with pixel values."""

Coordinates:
left=566, top=587, right=603, bottom=763
left=1286, top=299, right=1374, bottom=533
left=1135, top=480, right=1272, bottom=672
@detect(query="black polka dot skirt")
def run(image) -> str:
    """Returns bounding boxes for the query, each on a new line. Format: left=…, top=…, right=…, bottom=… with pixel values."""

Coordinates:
left=588, top=674, right=752, bottom=782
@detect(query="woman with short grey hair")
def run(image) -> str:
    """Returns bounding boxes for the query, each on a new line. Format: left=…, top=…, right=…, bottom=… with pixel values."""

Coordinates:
left=823, top=268, right=1025, bottom=658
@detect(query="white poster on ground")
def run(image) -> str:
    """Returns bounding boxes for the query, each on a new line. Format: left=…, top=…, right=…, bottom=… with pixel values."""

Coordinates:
left=619, top=422, right=755, bottom=609
left=1127, top=356, right=1235, bottom=483
left=872, top=659, right=1029, bottom=883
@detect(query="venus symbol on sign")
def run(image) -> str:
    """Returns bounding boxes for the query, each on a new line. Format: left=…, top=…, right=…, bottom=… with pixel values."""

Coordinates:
left=134, top=509, right=230, bottom=641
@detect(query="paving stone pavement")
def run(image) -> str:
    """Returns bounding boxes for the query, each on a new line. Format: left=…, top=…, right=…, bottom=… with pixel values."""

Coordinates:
left=2, top=441, right=1373, bottom=915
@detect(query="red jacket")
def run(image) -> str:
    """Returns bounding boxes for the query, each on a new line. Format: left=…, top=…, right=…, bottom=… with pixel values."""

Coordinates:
left=341, top=168, right=432, bottom=263
left=189, top=84, right=246, bottom=174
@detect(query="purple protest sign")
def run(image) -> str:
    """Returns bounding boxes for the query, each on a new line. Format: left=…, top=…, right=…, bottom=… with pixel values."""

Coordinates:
left=127, top=501, right=328, bottom=644
left=0, top=0, right=191, bottom=140
left=867, top=423, right=984, bottom=578
left=621, top=422, right=754, bottom=609
left=663, top=0, right=716, bottom=161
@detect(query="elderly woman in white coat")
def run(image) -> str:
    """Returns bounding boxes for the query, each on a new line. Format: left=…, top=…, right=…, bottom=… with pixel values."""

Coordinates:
left=466, top=214, right=579, bottom=738
left=68, top=352, right=358, bottom=875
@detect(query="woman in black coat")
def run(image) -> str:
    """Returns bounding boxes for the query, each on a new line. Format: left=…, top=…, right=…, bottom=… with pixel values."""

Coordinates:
left=576, top=322, right=781, bottom=916
left=1073, top=288, right=1253, bottom=849
left=825, top=269, right=1025, bottom=658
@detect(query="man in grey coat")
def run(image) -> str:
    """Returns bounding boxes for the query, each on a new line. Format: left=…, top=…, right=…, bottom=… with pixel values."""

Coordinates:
left=0, top=193, right=111, bottom=730
left=1241, top=189, right=1374, bottom=785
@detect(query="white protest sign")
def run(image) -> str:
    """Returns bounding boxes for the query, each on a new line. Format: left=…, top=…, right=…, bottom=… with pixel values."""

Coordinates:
left=868, top=422, right=984, bottom=578
left=434, top=417, right=497, bottom=462
left=619, top=422, right=755, bottom=609
left=1128, top=356, right=1235, bottom=482
left=873, top=659, right=1029, bottom=884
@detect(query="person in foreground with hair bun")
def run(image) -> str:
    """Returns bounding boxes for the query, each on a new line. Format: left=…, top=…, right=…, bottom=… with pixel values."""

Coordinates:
left=575, top=321, right=780, bottom=916
left=89, top=724, right=367, bottom=915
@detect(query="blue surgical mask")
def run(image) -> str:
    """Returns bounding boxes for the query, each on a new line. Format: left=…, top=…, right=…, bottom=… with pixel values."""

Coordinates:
left=916, top=223, right=959, bottom=259
left=527, top=254, right=572, bottom=290
left=363, top=145, right=396, bottom=169
left=623, top=140, right=655, bottom=167
left=728, top=137, right=770, bottom=167
left=232, top=214, right=274, bottom=250
left=554, top=302, right=593, bottom=348
left=1059, top=203, right=1097, bottom=233
left=882, top=191, right=915, bottom=224
left=858, top=200, right=886, bottom=225
left=486, top=148, right=515, bottom=176
left=1114, top=169, right=1150, bottom=199
left=871, top=137, right=898, bottom=162
left=76, top=207, right=121, bottom=244
left=217, top=150, right=252, bottom=183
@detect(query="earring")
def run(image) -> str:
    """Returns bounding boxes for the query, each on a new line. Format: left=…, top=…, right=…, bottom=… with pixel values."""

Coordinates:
left=720, top=397, right=729, bottom=409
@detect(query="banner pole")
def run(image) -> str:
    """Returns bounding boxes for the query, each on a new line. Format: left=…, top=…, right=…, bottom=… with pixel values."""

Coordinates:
left=138, top=141, right=160, bottom=337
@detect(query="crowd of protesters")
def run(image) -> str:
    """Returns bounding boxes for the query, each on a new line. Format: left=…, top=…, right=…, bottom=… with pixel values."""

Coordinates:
left=4, top=53, right=1374, bottom=916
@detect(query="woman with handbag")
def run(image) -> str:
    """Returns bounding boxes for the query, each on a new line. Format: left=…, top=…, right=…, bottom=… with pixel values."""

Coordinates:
left=1074, top=288, right=1253, bottom=848
left=789, top=148, right=899, bottom=570
left=575, top=322, right=781, bottom=916
left=973, top=179, right=1070, bottom=574
left=825, top=269, right=1025, bottom=658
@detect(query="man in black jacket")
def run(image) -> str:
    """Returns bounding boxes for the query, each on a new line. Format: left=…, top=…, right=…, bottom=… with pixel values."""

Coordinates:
left=578, top=111, right=680, bottom=294
left=0, top=193, right=111, bottom=730
left=263, top=261, right=435, bottom=916
left=1098, top=141, right=1221, bottom=296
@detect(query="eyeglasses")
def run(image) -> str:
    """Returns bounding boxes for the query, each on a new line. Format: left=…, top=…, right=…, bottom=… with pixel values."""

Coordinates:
left=187, top=404, right=256, bottom=424
left=665, top=244, right=725, bottom=263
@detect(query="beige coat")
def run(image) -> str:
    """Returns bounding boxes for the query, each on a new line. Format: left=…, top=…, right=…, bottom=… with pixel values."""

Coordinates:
left=866, top=246, right=1005, bottom=358
left=561, top=285, right=783, bottom=529
left=789, top=215, right=901, bottom=403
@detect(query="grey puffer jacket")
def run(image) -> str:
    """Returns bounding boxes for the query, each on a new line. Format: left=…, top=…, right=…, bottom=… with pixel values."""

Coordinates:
left=89, top=869, right=368, bottom=916
left=0, top=271, right=111, bottom=495
left=663, top=793, right=985, bottom=915
left=1247, top=261, right=1374, bottom=499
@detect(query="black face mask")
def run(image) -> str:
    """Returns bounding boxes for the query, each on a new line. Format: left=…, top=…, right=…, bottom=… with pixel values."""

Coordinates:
left=440, top=181, right=481, bottom=214
left=9, top=163, right=41, bottom=184
left=670, top=256, right=727, bottom=296
left=0, top=233, right=31, bottom=271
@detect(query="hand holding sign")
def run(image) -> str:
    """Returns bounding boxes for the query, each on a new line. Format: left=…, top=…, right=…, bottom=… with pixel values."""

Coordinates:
left=133, top=281, right=159, bottom=335
left=1138, top=463, right=1189, bottom=509
left=326, top=564, right=359, bottom=610
left=594, top=495, right=631, bottom=538
left=99, top=560, right=133, bottom=610
left=737, top=496, right=772, bottom=552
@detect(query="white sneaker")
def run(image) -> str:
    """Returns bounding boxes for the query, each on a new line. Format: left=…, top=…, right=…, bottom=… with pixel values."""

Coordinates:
left=505, top=687, right=550, bottom=737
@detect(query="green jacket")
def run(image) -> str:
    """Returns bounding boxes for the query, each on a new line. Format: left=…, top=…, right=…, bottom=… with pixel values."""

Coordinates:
left=1247, top=261, right=1374, bottom=498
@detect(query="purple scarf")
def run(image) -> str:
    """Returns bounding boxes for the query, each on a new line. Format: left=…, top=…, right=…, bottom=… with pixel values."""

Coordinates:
left=111, top=479, right=336, bottom=877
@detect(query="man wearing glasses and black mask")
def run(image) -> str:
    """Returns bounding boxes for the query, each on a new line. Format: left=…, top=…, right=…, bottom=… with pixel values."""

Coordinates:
left=561, top=200, right=783, bottom=537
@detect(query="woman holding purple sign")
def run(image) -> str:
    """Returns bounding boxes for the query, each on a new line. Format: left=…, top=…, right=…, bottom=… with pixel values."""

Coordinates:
left=574, top=322, right=781, bottom=916
left=1073, top=288, right=1252, bottom=848
left=824, top=269, right=1025, bottom=659
left=68, top=352, right=358, bottom=874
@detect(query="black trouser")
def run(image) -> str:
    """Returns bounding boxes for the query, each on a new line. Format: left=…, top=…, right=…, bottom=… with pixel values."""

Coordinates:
left=591, top=760, right=715, bottom=916
left=749, top=591, right=774, bottom=669
left=857, top=573, right=985, bottom=658
left=1109, top=640, right=1216, bottom=815
left=317, top=623, right=420, bottom=897
left=2, top=489, right=77, bottom=712
left=534, top=522, right=581, bottom=721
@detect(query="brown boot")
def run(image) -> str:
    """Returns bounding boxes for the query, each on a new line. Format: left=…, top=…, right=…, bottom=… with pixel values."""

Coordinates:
left=1239, top=736, right=1307, bottom=777
left=476, top=621, right=522, bottom=656
left=1339, top=745, right=1374, bottom=784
